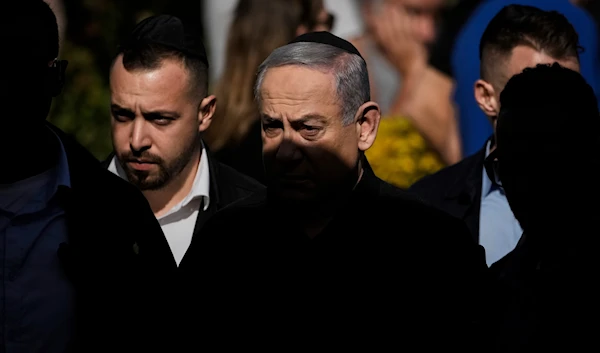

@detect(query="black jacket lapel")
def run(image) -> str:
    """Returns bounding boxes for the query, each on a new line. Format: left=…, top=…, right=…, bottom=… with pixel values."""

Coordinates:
left=443, top=146, right=486, bottom=241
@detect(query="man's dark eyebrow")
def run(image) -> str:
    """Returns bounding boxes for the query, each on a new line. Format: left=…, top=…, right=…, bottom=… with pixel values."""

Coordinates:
left=110, top=104, right=180, bottom=119
left=261, top=114, right=279, bottom=122
left=142, top=110, right=181, bottom=119
left=110, top=104, right=135, bottom=117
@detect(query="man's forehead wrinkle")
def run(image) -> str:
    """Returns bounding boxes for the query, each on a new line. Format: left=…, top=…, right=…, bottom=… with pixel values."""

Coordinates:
left=262, top=89, right=336, bottom=106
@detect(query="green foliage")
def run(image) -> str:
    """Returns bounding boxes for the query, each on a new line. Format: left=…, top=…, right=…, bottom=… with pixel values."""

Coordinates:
left=48, top=40, right=113, bottom=159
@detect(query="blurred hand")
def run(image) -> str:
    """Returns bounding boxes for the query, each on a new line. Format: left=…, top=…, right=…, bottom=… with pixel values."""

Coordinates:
left=367, top=2, right=427, bottom=78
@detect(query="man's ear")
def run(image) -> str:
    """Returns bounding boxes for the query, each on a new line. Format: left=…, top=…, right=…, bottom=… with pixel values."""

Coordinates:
left=355, top=101, right=381, bottom=152
left=474, top=79, right=499, bottom=119
left=198, top=95, right=216, bottom=132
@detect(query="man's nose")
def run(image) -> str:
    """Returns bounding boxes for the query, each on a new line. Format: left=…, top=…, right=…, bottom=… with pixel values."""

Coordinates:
left=275, top=133, right=302, bottom=162
left=130, top=118, right=151, bottom=153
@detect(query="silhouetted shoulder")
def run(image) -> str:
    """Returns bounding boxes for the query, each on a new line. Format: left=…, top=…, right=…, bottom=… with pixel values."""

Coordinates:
left=214, top=161, right=265, bottom=193
left=51, top=125, right=174, bottom=266
left=379, top=179, right=465, bottom=225
left=85, top=164, right=153, bottom=206
left=409, top=148, right=484, bottom=201
left=374, top=175, right=482, bottom=254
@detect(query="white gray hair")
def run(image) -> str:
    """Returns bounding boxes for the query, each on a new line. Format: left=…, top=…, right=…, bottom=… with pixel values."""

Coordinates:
left=254, top=42, right=370, bottom=125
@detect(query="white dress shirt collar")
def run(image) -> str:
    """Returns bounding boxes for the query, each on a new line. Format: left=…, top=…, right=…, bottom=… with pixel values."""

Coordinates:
left=107, top=145, right=211, bottom=218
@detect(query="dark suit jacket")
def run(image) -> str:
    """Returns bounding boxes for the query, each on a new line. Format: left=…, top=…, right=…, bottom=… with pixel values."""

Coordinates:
left=102, top=147, right=265, bottom=249
left=181, top=163, right=488, bottom=350
left=409, top=142, right=487, bottom=242
left=102, top=146, right=263, bottom=351
left=486, top=228, right=600, bottom=352
left=48, top=125, right=177, bottom=352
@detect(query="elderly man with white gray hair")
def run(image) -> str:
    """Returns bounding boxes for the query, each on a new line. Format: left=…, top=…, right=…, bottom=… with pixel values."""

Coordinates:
left=181, top=31, right=487, bottom=350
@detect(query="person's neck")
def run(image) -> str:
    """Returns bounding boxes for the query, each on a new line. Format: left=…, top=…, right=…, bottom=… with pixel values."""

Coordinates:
left=0, top=126, right=59, bottom=184
left=144, top=147, right=201, bottom=218
left=302, top=166, right=365, bottom=238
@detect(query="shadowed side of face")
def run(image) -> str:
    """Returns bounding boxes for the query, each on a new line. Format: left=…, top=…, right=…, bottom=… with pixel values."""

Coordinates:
left=259, top=65, right=360, bottom=204
left=110, top=55, right=201, bottom=190
left=1, top=5, right=59, bottom=140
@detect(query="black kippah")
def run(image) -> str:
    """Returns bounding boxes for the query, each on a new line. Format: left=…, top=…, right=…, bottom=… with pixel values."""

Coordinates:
left=120, top=14, right=209, bottom=67
left=289, top=31, right=364, bottom=59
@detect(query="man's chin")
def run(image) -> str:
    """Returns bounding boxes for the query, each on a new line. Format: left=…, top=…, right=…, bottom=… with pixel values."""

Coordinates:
left=268, top=185, right=318, bottom=206
left=125, top=171, right=166, bottom=191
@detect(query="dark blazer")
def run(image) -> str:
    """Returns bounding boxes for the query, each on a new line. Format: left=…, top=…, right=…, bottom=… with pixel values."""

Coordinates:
left=190, top=149, right=265, bottom=239
left=409, top=142, right=487, bottom=242
left=102, top=145, right=264, bottom=351
left=48, top=125, right=177, bottom=352
left=102, top=146, right=265, bottom=263
left=487, top=228, right=600, bottom=352
left=181, top=163, right=488, bottom=350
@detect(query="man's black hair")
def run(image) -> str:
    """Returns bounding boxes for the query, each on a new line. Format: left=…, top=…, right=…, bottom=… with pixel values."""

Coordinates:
left=117, top=15, right=209, bottom=97
left=479, top=5, right=582, bottom=84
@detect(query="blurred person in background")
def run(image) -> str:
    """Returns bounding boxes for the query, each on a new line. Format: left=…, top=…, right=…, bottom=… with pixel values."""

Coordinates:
left=202, top=0, right=363, bottom=82
left=106, top=15, right=264, bottom=268
left=411, top=5, right=584, bottom=268
left=440, top=0, right=600, bottom=156
left=203, top=0, right=334, bottom=182
left=351, top=0, right=460, bottom=189
left=0, top=1, right=175, bottom=351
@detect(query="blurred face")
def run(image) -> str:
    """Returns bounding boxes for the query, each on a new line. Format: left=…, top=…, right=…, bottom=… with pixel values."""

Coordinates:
left=296, top=1, right=335, bottom=36
left=475, top=46, right=580, bottom=134
left=312, top=7, right=335, bottom=32
left=259, top=65, right=379, bottom=205
left=387, top=0, right=443, bottom=44
left=110, top=55, right=214, bottom=190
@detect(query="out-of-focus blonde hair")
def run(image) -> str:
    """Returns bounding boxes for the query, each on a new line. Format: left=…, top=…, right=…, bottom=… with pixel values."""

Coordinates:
left=204, top=0, right=324, bottom=151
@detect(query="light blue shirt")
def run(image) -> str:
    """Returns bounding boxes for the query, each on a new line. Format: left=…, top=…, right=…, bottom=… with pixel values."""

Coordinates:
left=479, top=141, right=523, bottom=266
left=0, top=130, right=75, bottom=353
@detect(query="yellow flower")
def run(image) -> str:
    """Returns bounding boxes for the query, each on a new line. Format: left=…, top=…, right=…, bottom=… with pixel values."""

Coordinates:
left=366, top=116, right=445, bottom=188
